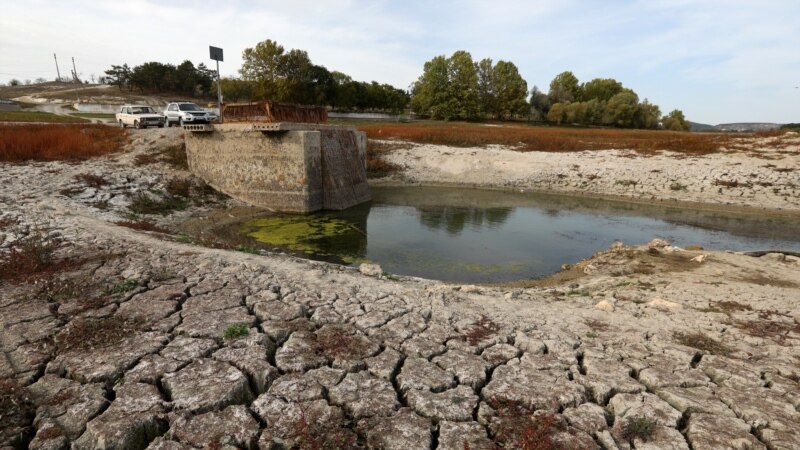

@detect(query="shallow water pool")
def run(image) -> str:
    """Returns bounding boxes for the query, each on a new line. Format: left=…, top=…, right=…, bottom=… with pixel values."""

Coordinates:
left=205, top=186, right=800, bottom=283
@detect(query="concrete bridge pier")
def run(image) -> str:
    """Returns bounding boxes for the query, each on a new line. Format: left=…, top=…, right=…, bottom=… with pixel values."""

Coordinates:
left=183, top=123, right=370, bottom=213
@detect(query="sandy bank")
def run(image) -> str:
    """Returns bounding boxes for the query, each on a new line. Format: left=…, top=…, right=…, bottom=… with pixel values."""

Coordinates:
left=380, top=135, right=800, bottom=214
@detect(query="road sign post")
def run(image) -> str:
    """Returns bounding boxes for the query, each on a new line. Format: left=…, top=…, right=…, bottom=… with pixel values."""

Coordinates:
left=210, top=46, right=224, bottom=123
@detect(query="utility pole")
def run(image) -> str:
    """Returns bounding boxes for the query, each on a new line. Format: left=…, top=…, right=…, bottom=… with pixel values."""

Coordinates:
left=53, top=53, right=61, bottom=81
left=71, top=57, right=79, bottom=83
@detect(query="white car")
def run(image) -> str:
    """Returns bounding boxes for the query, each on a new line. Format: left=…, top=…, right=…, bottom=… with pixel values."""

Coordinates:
left=116, top=105, right=165, bottom=129
left=164, top=102, right=215, bottom=127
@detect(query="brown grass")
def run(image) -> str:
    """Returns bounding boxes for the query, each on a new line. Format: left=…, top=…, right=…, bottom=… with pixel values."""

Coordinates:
left=357, top=122, right=736, bottom=156
left=0, top=378, right=34, bottom=447
left=712, top=300, right=752, bottom=313
left=48, top=389, right=76, bottom=406
left=735, top=319, right=799, bottom=345
left=165, top=177, right=191, bottom=197
left=55, top=316, right=142, bottom=352
left=753, top=129, right=785, bottom=138
left=366, top=140, right=404, bottom=178
left=488, top=399, right=564, bottom=450
left=291, top=407, right=356, bottom=450
left=74, top=173, right=109, bottom=188
left=735, top=272, right=797, bottom=288
left=584, top=319, right=610, bottom=332
left=35, top=424, right=65, bottom=440
left=0, top=124, right=126, bottom=162
left=713, top=179, right=752, bottom=189
left=134, top=143, right=188, bottom=170
left=0, top=227, right=64, bottom=282
left=0, top=216, right=17, bottom=230
left=673, top=332, right=731, bottom=355
left=114, top=220, right=169, bottom=233
left=36, top=275, right=92, bottom=302
left=314, top=325, right=373, bottom=359
left=465, top=315, right=500, bottom=346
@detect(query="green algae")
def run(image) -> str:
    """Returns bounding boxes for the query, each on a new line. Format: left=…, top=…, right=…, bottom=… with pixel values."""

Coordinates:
left=243, top=215, right=366, bottom=262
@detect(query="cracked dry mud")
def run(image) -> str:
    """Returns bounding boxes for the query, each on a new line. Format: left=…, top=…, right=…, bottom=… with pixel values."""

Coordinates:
left=1, top=128, right=800, bottom=450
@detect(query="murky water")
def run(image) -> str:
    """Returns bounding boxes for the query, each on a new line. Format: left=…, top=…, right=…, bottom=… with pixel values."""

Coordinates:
left=192, top=186, right=800, bottom=283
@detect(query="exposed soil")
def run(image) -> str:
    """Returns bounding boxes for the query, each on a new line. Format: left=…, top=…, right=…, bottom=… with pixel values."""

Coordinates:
left=1, top=127, right=798, bottom=450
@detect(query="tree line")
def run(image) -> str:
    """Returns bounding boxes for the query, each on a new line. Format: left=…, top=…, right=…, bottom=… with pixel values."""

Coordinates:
left=229, top=39, right=408, bottom=113
left=529, top=71, right=689, bottom=130
left=410, top=51, right=528, bottom=120
left=410, top=53, right=689, bottom=130
left=102, top=39, right=408, bottom=113
left=98, top=39, right=689, bottom=129
left=104, top=61, right=216, bottom=97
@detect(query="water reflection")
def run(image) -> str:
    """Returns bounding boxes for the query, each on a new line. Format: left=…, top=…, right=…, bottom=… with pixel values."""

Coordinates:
left=195, top=186, right=800, bottom=283
left=419, top=207, right=512, bottom=235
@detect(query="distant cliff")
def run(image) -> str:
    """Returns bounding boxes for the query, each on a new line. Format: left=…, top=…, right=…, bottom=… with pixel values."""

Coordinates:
left=690, top=121, right=782, bottom=132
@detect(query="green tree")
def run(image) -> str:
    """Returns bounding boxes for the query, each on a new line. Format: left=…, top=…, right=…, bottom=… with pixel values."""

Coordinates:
left=603, top=89, right=639, bottom=127
left=447, top=50, right=480, bottom=119
left=547, top=102, right=567, bottom=124
left=240, top=39, right=285, bottom=99
left=549, top=71, right=581, bottom=103
left=174, top=60, right=198, bottom=95
left=662, top=109, right=690, bottom=131
left=580, top=78, right=623, bottom=102
left=216, top=77, right=256, bottom=102
left=529, top=85, right=550, bottom=121
left=492, top=60, right=528, bottom=119
left=104, top=64, right=131, bottom=91
left=475, top=58, right=497, bottom=118
left=411, top=55, right=452, bottom=119
left=129, top=62, right=176, bottom=93
left=276, top=49, right=313, bottom=103
left=636, top=99, right=661, bottom=129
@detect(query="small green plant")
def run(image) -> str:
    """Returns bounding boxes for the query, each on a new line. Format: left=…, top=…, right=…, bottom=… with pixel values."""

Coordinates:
left=223, top=323, right=250, bottom=340
left=128, top=193, right=188, bottom=215
left=620, top=415, right=655, bottom=442
left=107, top=279, right=138, bottom=295
left=669, top=182, right=688, bottom=191
left=382, top=271, right=401, bottom=281
left=567, top=290, right=591, bottom=297
left=234, top=245, right=260, bottom=255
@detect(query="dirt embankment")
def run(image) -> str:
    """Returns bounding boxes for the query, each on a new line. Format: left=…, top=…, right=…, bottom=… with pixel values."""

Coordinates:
left=375, top=133, right=800, bottom=214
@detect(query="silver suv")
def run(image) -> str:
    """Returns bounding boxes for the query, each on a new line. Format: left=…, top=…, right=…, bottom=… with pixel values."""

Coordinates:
left=163, top=102, right=216, bottom=127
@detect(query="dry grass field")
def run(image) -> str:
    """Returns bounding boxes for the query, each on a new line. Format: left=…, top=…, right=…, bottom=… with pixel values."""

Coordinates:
left=0, top=110, right=89, bottom=123
left=0, top=124, right=127, bottom=162
left=356, top=121, right=779, bottom=156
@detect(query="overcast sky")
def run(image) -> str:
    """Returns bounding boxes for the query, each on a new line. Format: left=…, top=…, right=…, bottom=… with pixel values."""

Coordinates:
left=1, top=0, right=798, bottom=124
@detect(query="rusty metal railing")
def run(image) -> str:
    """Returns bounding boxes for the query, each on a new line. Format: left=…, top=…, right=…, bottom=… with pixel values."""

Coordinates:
left=222, top=101, right=328, bottom=124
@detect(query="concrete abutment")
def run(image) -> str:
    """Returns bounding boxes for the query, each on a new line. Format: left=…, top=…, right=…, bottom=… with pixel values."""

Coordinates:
left=184, top=123, right=369, bottom=213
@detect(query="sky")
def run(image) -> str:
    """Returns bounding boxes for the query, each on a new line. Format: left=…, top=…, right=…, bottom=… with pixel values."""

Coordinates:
left=1, top=0, right=798, bottom=124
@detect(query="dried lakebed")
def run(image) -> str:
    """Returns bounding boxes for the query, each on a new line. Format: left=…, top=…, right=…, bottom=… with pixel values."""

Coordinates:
left=1, top=128, right=799, bottom=450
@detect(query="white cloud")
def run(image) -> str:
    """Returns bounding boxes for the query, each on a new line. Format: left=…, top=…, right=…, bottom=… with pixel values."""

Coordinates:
left=1, top=0, right=798, bottom=122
